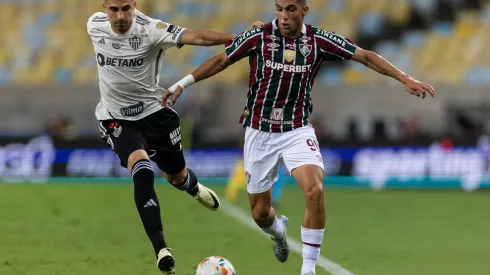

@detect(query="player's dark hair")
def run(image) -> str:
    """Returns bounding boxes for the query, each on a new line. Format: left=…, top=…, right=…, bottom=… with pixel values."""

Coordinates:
left=274, top=0, right=307, bottom=5
left=104, top=0, right=136, bottom=3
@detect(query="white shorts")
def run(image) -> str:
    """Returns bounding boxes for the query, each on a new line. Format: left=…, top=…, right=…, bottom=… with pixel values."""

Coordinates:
left=243, top=126, right=324, bottom=194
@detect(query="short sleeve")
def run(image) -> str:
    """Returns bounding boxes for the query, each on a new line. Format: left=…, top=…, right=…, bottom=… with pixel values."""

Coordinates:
left=87, top=12, right=108, bottom=34
left=149, top=21, right=187, bottom=49
left=314, top=28, right=357, bottom=61
left=224, top=27, right=263, bottom=63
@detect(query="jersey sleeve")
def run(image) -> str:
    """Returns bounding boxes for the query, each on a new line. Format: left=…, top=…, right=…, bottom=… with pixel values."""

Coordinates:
left=87, top=12, right=108, bottom=35
left=224, top=27, right=263, bottom=63
left=314, top=28, right=357, bottom=61
left=149, top=20, right=187, bottom=49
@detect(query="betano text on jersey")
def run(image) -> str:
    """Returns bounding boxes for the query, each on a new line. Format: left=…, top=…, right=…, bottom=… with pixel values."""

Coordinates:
left=87, top=10, right=186, bottom=121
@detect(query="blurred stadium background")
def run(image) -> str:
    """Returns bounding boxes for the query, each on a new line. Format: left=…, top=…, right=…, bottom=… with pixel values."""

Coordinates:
left=2, top=1, right=490, bottom=275
left=1, top=0, right=490, bottom=189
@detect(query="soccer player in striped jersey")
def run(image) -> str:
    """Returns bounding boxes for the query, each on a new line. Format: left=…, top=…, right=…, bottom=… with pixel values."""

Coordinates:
left=163, top=0, right=435, bottom=274
left=88, top=0, right=263, bottom=274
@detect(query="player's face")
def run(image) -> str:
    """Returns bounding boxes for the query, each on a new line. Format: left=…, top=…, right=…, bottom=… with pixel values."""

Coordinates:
left=275, top=0, right=308, bottom=37
left=104, top=0, right=136, bottom=34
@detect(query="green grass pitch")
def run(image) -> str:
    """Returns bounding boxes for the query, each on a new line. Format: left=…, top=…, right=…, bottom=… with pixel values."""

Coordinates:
left=0, top=182, right=489, bottom=275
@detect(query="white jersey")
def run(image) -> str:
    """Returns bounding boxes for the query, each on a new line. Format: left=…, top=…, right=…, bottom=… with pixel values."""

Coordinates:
left=87, top=10, right=186, bottom=121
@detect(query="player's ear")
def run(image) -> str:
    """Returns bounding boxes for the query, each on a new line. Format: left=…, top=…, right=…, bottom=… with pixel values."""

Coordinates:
left=303, top=6, right=309, bottom=16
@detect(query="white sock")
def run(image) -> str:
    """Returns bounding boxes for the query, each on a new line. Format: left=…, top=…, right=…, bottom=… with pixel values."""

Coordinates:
left=261, top=216, right=285, bottom=240
left=301, top=227, right=324, bottom=274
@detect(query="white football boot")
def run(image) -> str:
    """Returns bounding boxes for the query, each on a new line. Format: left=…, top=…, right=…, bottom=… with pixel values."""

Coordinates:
left=271, top=215, right=290, bottom=262
left=194, top=183, right=220, bottom=211
left=157, top=248, right=175, bottom=274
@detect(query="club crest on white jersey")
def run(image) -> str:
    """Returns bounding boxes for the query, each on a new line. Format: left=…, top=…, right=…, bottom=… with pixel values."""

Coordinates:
left=87, top=10, right=186, bottom=121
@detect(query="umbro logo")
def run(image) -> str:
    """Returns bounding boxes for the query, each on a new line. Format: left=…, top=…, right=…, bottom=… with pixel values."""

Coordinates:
left=97, top=38, right=105, bottom=44
left=267, top=42, right=280, bottom=52
left=144, top=199, right=158, bottom=208
left=268, top=42, right=280, bottom=49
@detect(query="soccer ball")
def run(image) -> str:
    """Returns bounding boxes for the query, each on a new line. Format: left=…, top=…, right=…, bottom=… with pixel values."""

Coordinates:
left=195, top=256, right=236, bottom=275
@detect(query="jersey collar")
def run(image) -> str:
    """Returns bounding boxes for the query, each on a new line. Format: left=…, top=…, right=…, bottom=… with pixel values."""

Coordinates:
left=272, top=18, right=306, bottom=39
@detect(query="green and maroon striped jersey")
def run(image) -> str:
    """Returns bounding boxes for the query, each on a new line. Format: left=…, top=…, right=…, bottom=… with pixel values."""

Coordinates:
left=225, top=19, right=357, bottom=133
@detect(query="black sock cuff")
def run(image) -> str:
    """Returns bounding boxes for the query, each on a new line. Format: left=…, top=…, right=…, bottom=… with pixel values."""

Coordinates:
left=132, top=159, right=153, bottom=178
left=187, top=168, right=198, bottom=184
left=174, top=173, right=190, bottom=191
left=185, top=168, right=199, bottom=196
left=174, top=168, right=198, bottom=191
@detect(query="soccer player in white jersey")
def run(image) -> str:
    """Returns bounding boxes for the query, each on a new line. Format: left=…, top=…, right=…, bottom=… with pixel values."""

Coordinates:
left=163, top=0, right=435, bottom=274
left=87, top=0, right=262, bottom=274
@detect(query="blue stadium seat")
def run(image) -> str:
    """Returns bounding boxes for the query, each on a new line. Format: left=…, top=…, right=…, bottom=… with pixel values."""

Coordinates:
left=401, top=31, right=426, bottom=48
left=0, top=68, right=11, bottom=85
left=411, top=0, right=437, bottom=15
left=374, top=41, right=400, bottom=60
left=320, top=67, right=342, bottom=86
left=359, top=12, right=385, bottom=37
left=24, top=27, right=45, bottom=50
left=431, top=21, right=454, bottom=35
left=55, top=68, right=73, bottom=83
left=327, top=0, right=345, bottom=12
left=229, top=22, right=250, bottom=35
left=465, top=67, right=490, bottom=86
left=189, top=47, right=214, bottom=66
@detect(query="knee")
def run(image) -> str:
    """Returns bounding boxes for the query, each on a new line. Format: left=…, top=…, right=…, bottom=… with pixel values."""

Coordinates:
left=304, top=183, right=324, bottom=206
left=128, top=150, right=150, bottom=172
left=251, top=203, right=272, bottom=224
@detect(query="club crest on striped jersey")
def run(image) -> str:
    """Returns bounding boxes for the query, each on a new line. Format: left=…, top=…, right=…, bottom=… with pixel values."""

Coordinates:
left=271, top=108, right=284, bottom=121
left=284, top=50, right=295, bottom=62
left=299, top=44, right=312, bottom=57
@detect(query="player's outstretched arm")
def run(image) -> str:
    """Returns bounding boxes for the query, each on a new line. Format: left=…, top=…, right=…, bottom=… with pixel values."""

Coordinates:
left=180, top=30, right=235, bottom=46
left=190, top=52, right=233, bottom=82
left=161, top=52, right=233, bottom=107
left=352, top=48, right=436, bottom=99
left=181, top=21, right=264, bottom=46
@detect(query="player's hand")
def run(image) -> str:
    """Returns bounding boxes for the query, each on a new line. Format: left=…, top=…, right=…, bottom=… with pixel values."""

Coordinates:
left=403, top=76, right=435, bottom=99
left=161, top=86, right=184, bottom=108
left=247, top=21, right=265, bottom=31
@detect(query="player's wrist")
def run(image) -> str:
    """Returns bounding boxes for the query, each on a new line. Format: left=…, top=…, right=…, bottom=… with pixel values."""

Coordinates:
left=399, top=73, right=411, bottom=84
left=180, top=74, right=195, bottom=88
left=177, top=74, right=195, bottom=89
left=169, top=74, right=195, bottom=94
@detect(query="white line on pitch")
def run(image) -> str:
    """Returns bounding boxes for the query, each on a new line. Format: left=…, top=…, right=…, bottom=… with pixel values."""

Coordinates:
left=221, top=202, right=354, bottom=275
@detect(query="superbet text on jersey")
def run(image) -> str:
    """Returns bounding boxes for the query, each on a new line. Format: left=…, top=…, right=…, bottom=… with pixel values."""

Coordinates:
left=87, top=10, right=186, bottom=121
left=225, top=20, right=357, bottom=133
